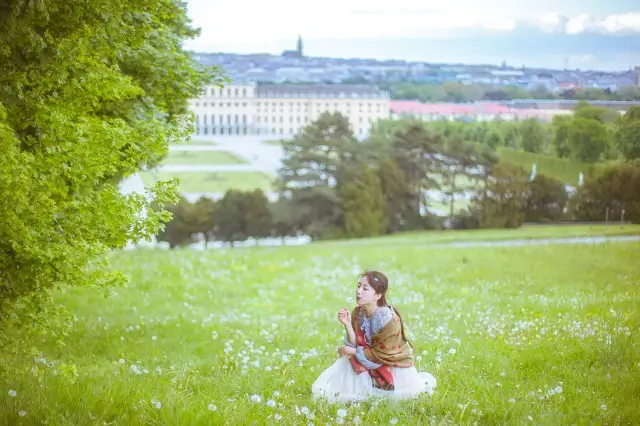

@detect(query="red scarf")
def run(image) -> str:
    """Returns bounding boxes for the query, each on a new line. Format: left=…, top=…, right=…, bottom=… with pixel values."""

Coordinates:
left=348, top=326, right=395, bottom=391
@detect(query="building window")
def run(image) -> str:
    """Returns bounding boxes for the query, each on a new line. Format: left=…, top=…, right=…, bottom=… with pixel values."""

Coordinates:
left=204, top=127, right=208, bottom=135
left=229, top=127, right=233, bottom=134
left=243, top=127, right=247, bottom=134
left=279, top=116, right=283, bottom=123
left=212, top=127, right=217, bottom=135
left=279, top=128, right=283, bottom=134
left=227, top=115, right=231, bottom=124
left=234, top=114, right=239, bottom=124
left=256, top=117, right=261, bottom=123
left=242, top=88, right=247, bottom=97
left=272, top=128, right=276, bottom=134
left=219, top=115, right=223, bottom=123
left=242, top=115, right=247, bottom=124
left=289, top=128, right=293, bottom=134
left=220, top=127, right=225, bottom=135
left=236, top=127, right=240, bottom=135
left=211, top=114, right=215, bottom=123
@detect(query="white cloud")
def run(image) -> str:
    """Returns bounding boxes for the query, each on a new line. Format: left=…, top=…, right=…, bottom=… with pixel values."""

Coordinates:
left=183, top=0, right=640, bottom=52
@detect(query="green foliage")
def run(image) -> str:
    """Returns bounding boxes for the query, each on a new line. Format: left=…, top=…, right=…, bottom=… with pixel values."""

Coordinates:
left=385, top=81, right=640, bottom=103
left=568, top=164, right=640, bottom=223
left=340, top=165, right=388, bottom=238
left=0, top=0, right=222, bottom=374
left=519, top=118, right=547, bottom=153
left=480, top=163, right=529, bottom=228
left=614, top=106, right=640, bottom=160
left=567, top=117, right=610, bottom=163
left=524, top=174, right=569, bottom=223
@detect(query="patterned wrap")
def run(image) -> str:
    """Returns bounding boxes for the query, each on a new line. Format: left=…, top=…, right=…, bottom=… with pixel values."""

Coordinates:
left=347, top=305, right=414, bottom=390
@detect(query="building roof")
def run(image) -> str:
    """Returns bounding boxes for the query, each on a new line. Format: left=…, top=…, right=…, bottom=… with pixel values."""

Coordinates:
left=256, top=83, right=386, bottom=98
left=390, top=101, right=512, bottom=115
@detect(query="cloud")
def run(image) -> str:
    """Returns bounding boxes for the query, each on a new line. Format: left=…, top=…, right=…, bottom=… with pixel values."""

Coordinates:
left=182, top=0, right=640, bottom=53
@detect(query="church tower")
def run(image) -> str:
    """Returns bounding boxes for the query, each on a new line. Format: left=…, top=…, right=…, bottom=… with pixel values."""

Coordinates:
left=297, top=35, right=304, bottom=57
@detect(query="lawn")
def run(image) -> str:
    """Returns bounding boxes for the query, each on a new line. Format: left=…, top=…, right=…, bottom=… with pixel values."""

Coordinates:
left=161, top=151, right=248, bottom=166
left=139, top=171, right=275, bottom=194
left=497, top=148, right=607, bottom=186
left=2, top=233, right=639, bottom=425
left=323, top=224, right=640, bottom=246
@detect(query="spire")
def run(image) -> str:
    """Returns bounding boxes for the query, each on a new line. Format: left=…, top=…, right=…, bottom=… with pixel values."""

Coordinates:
left=297, top=35, right=303, bottom=57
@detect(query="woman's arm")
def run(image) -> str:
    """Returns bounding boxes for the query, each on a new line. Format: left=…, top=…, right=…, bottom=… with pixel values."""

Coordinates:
left=344, top=322, right=356, bottom=346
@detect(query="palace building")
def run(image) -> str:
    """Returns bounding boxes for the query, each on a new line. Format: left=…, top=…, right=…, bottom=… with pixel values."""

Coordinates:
left=189, top=82, right=391, bottom=139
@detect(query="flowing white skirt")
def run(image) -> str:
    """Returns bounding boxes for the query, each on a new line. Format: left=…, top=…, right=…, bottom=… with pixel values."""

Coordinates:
left=311, top=356, right=437, bottom=403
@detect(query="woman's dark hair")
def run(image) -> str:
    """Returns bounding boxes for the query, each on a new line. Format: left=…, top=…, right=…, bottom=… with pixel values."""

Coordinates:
left=359, top=270, right=412, bottom=347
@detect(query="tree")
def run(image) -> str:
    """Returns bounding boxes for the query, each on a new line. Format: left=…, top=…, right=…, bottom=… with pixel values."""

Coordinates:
left=244, top=190, right=272, bottom=244
left=157, top=197, right=199, bottom=249
left=551, top=115, right=572, bottom=158
left=568, top=164, right=640, bottom=224
left=440, top=138, right=479, bottom=221
left=615, top=106, right=640, bottom=161
left=276, top=112, right=360, bottom=239
left=339, top=165, right=388, bottom=238
left=524, top=174, right=569, bottom=222
left=192, top=196, right=218, bottom=248
left=376, top=158, right=420, bottom=232
left=567, top=117, right=610, bottom=163
left=0, top=0, right=221, bottom=370
left=480, top=163, right=529, bottom=228
left=519, top=118, right=547, bottom=153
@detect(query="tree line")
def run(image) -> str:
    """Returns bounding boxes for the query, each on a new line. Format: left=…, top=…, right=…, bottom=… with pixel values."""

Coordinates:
left=391, top=103, right=640, bottom=165
left=157, top=112, right=640, bottom=247
left=380, top=82, right=640, bottom=103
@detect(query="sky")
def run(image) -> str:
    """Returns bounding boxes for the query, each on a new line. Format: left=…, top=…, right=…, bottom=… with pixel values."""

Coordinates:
left=183, top=0, right=640, bottom=69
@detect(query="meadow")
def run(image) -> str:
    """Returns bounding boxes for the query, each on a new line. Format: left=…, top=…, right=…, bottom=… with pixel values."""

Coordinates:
left=160, top=151, right=248, bottom=166
left=139, top=171, right=275, bottom=194
left=2, top=231, right=639, bottom=425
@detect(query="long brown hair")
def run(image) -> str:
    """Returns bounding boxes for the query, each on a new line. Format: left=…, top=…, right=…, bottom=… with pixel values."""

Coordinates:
left=359, top=271, right=412, bottom=347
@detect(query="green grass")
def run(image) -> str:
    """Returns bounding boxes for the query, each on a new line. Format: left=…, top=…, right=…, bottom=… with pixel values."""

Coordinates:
left=2, top=230, right=640, bottom=425
left=161, top=151, right=248, bottom=166
left=139, top=171, right=275, bottom=193
left=321, top=224, right=640, bottom=246
left=497, top=148, right=607, bottom=185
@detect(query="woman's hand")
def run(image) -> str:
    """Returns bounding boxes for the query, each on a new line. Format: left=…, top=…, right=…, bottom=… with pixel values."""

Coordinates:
left=338, top=308, right=351, bottom=326
left=338, top=346, right=357, bottom=358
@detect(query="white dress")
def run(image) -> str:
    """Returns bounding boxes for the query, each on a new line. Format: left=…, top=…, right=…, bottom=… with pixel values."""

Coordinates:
left=311, top=307, right=437, bottom=403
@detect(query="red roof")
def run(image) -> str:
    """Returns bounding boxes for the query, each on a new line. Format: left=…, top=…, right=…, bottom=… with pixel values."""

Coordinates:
left=390, top=101, right=512, bottom=116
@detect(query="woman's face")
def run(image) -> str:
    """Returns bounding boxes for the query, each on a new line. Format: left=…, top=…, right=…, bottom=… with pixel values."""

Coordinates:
left=356, top=276, right=380, bottom=306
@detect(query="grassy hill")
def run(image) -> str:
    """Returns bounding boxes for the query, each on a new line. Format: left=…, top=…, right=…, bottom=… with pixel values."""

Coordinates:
left=497, top=148, right=607, bottom=186
left=2, top=227, right=639, bottom=424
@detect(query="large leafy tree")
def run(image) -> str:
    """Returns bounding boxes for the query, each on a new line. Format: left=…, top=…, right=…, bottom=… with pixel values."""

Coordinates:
left=0, top=0, right=222, bottom=364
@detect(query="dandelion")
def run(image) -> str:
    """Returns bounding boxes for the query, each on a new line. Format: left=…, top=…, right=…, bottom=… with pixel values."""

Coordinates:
left=208, top=403, right=217, bottom=411
left=274, top=413, right=282, bottom=421
left=527, top=416, right=534, bottom=421
left=555, top=386, right=563, bottom=394
left=118, top=359, right=125, bottom=364
left=18, top=411, right=26, bottom=417
left=390, top=418, right=398, bottom=425
left=337, top=408, right=347, bottom=418
left=250, top=394, right=261, bottom=403
left=267, top=400, right=276, bottom=407
left=448, top=348, right=456, bottom=355
left=8, top=390, right=17, bottom=397
left=152, top=336, right=157, bottom=341
left=336, top=418, right=345, bottom=425
left=600, top=404, right=607, bottom=410
left=509, top=398, right=516, bottom=404
left=300, top=406, right=310, bottom=415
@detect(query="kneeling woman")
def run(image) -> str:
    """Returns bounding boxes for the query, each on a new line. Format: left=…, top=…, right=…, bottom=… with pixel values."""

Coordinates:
left=312, top=271, right=437, bottom=403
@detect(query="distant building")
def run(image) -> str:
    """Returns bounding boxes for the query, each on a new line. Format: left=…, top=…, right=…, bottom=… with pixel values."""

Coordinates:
left=634, top=66, right=640, bottom=86
left=190, top=83, right=390, bottom=139
left=281, top=35, right=304, bottom=59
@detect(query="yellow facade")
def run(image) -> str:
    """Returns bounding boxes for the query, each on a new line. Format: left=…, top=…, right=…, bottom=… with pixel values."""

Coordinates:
left=190, top=82, right=390, bottom=139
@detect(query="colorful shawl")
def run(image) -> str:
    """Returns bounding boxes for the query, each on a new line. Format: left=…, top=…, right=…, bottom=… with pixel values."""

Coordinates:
left=348, top=306, right=414, bottom=391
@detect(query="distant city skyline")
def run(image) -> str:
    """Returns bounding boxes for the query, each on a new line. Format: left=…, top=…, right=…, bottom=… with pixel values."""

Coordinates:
left=184, top=0, right=640, bottom=71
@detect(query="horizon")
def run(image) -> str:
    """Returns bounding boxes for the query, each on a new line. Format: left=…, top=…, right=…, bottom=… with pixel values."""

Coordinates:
left=183, top=0, right=640, bottom=72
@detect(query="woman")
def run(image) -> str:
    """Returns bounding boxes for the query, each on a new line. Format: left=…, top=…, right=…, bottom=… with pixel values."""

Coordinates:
left=311, top=271, right=437, bottom=403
